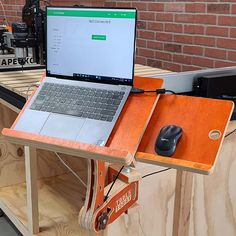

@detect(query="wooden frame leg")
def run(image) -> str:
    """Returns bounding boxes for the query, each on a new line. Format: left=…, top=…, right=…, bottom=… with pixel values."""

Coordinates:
left=24, top=146, right=39, bottom=234
left=173, top=170, right=193, bottom=236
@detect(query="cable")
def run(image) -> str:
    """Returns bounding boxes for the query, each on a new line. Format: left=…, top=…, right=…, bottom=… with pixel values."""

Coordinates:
left=55, top=152, right=87, bottom=188
left=138, top=211, right=147, bottom=236
left=145, top=89, right=176, bottom=94
left=225, top=128, right=236, bottom=138
left=131, top=88, right=176, bottom=95
left=0, top=0, right=9, bottom=25
left=104, top=165, right=124, bottom=202
left=142, top=167, right=172, bottom=179
left=26, top=82, right=41, bottom=99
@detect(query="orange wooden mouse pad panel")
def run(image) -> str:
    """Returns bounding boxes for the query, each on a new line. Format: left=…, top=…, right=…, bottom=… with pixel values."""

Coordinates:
left=137, top=95, right=234, bottom=169
left=3, top=76, right=163, bottom=165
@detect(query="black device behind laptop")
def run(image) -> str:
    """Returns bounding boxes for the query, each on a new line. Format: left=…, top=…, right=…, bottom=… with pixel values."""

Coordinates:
left=194, top=73, right=236, bottom=120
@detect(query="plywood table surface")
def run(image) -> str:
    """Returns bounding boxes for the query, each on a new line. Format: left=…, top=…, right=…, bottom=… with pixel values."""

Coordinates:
left=0, top=64, right=172, bottom=98
left=0, top=69, right=45, bottom=98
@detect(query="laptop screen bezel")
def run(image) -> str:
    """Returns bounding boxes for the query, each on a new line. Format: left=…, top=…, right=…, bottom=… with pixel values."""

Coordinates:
left=45, top=6, right=137, bottom=86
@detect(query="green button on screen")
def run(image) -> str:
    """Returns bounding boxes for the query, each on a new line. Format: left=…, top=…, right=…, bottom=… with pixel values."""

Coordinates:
left=92, top=35, right=107, bottom=40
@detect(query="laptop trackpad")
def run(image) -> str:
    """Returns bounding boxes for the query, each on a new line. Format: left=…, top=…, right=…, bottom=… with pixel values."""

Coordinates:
left=40, top=114, right=85, bottom=141
left=76, top=120, right=112, bottom=146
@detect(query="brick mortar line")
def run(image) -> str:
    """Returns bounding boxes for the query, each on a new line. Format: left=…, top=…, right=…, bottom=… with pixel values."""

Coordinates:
left=152, top=57, right=235, bottom=66
left=138, top=11, right=235, bottom=16
left=153, top=54, right=236, bottom=63
left=140, top=11, right=234, bottom=14
left=144, top=42, right=236, bottom=51
left=138, top=50, right=236, bottom=61
left=139, top=30, right=235, bottom=38
left=137, top=21, right=236, bottom=27
left=138, top=43, right=236, bottom=51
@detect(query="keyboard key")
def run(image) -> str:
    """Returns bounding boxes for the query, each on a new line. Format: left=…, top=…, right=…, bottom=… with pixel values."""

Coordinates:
left=88, top=113, right=95, bottom=119
left=112, top=94, right=123, bottom=100
left=101, top=110, right=116, bottom=116
left=113, top=100, right=121, bottom=105
left=76, top=100, right=83, bottom=105
left=107, top=116, right=113, bottom=122
left=101, top=115, right=108, bottom=121
left=94, top=114, right=101, bottom=120
left=81, top=112, right=89, bottom=118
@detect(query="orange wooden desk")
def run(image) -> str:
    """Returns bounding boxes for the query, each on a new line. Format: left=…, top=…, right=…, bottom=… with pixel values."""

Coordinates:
left=1, top=76, right=234, bottom=235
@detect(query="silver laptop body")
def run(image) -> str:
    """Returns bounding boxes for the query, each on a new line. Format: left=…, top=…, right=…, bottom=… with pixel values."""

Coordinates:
left=15, top=6, right=137, bottom=146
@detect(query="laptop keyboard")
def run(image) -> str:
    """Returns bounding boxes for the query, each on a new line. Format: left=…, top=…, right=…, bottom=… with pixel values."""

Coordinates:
left=30, top=82, right=125, bottom=122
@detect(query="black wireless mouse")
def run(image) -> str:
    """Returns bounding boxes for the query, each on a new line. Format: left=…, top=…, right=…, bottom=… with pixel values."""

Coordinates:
left=155, top=125, right=183, bottom=157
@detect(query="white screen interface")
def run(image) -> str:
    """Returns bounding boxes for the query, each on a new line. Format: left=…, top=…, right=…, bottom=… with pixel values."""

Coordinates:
left=47, top=7, right=136, bottom=83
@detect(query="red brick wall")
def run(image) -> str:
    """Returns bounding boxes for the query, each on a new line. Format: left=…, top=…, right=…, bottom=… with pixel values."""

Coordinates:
left=50, top=0, right=104, bottom=7
left=1, top=0, right=236, bottom=72
left=0, top=0, right=25, bottom=23
left=105, top=1, right=236, bottom=72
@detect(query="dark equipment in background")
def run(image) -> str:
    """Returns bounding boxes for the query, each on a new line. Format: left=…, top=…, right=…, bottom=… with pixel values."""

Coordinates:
left=22, top=0, right=45, bottom=64
left=3, top=0, right=46, bottom=67
left=194, top=73, right=236, bottom=120
left=0, top=26, right=14, bottom=54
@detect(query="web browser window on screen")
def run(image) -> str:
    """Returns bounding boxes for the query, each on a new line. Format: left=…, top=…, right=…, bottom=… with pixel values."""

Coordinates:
left=47, top=8, right=136, bottom=83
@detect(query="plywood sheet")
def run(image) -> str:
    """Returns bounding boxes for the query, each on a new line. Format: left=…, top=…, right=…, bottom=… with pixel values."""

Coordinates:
left=0, top=174, right=95, bottom=236
left=189, top=122, right=236, bottom=236
left=0, top=102, right=88, bottom=188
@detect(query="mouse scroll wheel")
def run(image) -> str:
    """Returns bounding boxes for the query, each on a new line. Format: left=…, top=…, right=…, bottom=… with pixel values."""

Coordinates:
left=161, top=138, right=169, bottom=142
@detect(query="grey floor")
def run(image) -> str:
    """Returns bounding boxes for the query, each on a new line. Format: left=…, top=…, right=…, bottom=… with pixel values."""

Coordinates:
left=0, top=212, right=21, bottom=236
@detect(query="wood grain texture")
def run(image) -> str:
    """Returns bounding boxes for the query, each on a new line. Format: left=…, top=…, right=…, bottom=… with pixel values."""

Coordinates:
left=0, top=99, right=20, bottom=113
left=0, top=174, right=99, bottom=236
left=0, top=69, right=44, bottom=97
left=1, top=67, right=235, bottom=236
left=3, top=76, right=163, bottom=165
left=137, top=95, right=234, bottom=174
left=108, top=123, right=236, bottom=236
left=106, top=76, right=163, bottom=155
left=0, top=103, right=27, bottom=187
left=1, top=112, right=235, bottom=236
left=136, top=152, right=212, bottom=175
left=108, top=164, right=142, bottom=184
left=134, top=64, right=172, bottom=77
left=1, top=94, right=177, bottom=235
left=2, top=128, right=133, bottom=165
left=189, top=122, right=236, bottom=236
left=0, top=103, right=88, bottom=188
left=173, top=170, right=193, bottom=236
left=24, top=146, right=39, bottom=234
left=0, top=64, right=170, bottom=98
left=106, top=163, right=177, bottom=236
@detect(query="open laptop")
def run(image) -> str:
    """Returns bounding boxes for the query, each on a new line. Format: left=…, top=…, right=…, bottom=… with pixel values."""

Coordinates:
left=14, top=6, right=137, bottom=146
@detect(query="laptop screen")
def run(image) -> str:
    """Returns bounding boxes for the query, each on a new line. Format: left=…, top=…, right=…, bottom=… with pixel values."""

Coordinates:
left=46, top=7, right=137, bottom=85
